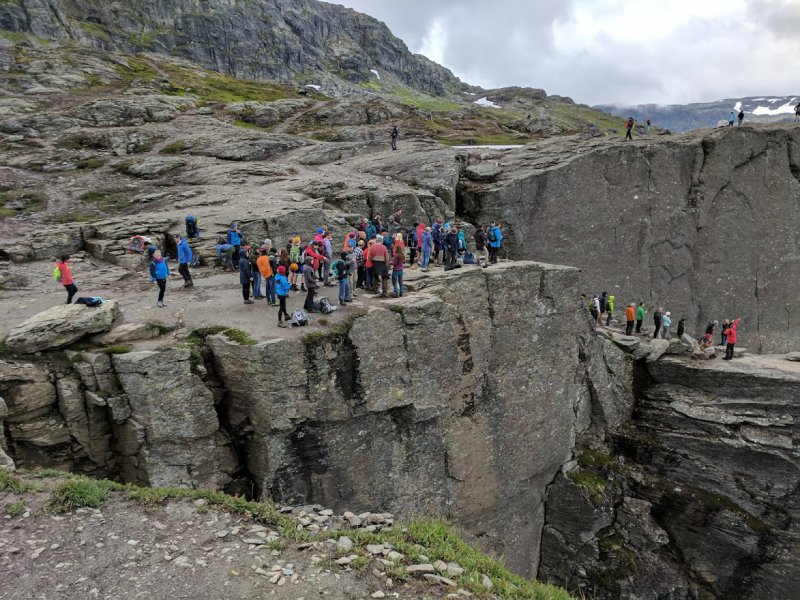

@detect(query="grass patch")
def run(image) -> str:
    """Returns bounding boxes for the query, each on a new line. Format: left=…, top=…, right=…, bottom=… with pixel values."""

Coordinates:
left=5, top=500, right=26, bottom=517
left=301, top=313, right=361, bottom=346
left=76, top=157, right=106, bottom=170
left=0, top=189, right=47, bottom=215
left=222, top=328, right=257, bottom=346
left=566, top=470, right=606, bottom=503
left=53, top=211, right=96, bottom=223
left=233, top=119, right=268, bottom=130
left=389, top=86, right=463, bottom=112
left=0, top=471, right=38, bottom=493
left=159, top=139, right=191, bottom=155
left=80, top=188, right=131, bottom=212
left=48, top=476, right=118, bottom=512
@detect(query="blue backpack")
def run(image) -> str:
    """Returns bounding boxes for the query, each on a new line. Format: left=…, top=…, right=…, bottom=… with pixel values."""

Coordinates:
left=185, top=215, right=200, bottom=238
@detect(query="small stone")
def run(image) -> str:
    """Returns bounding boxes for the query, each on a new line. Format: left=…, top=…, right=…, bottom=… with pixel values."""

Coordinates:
left=446, top=563, right=464, bottom=577
left=433, top=560, right=448, bottom=572
left=366, top=544, right=384, bottom=555
left=386, top=551, right=404, bottom=562
left=481, top=574, right=493, bottom=589
left=371, top=592, right=385, bottom=599
left=31, top=547, right=45, bottom=559
left=243, top=538, right=266, bottom=545
left=193, top=499, right=207, bottom=507
left=407, top=563, right=435, bottom=574
left=335, top=556, right=352, bottom=565
left=424, top=574, right=457, bottom=587
left=152, top=521, right=167, bottom=530
left=216, top=530, right=229, bottom=538
left=337, top=536, right=353, bottom=551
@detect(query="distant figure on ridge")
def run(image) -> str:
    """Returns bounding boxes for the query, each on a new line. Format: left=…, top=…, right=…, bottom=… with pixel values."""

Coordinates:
left=737, top=110, right=744, bottom=126
left=625, top=116, right=634, bottom=140
left=795, top=102, right=800, bottom=121
left=728, top=110, right=735, bottom=126
left=646, top=118, right=651, bottom=136
left=391, top=125, right=398, bottom=151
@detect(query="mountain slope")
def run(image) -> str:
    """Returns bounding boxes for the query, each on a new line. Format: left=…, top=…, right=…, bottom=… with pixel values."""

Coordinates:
left=595, top=95, right=799, bottom=132
left=0, top=0, right=464, bottom=96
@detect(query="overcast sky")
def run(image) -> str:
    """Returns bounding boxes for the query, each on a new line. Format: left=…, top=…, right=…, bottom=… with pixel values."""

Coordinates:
left=330, top=0, right=800, bottom=106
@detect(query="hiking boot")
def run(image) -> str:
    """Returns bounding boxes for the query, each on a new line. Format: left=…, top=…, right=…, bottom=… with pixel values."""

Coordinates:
left=244, top=299, right=254, bottom=304
left=277, top=321, right=287, bottom=328
left=409, top=265, right=417, bottom=270
left=339, top=301, right=346, bottom=306
left=157, top=300, right=164, bottom=308
left=291, top=284, right=298, bottom=291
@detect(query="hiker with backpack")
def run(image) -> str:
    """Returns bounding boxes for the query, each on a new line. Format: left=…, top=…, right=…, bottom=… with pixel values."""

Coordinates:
left=275, top=265, right=291, bottom=327
left=149, top=250, right=170, bottom=308
left=391, top=125, right=398, bottom=151
left=174, top=234, right=194, bottom=288
left=606, top=294, right=615, bottom=326
left=227, top=223, right=242, bottom=268
left=257, top=247, right=278, bottom=305
left=55, top=255, right=78, bottom=304
left=431, top=219, right=443, bottom=265
left=335, top=251, right=353, bottom=306
left=488, top=222, right=502, bottom=264
left=238, top=249, right=254, bottom=305
left=624, top=116, right=634, bottom=140
left=185, top=215, right=200, bottom=238
left=303, top=255, right=317, bottom=311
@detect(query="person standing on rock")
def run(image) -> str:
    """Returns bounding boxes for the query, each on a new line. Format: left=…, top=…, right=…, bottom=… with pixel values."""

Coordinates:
left=227, top=223, right=242, bottom=269
left=391, top=246, right=405, bottom=297
left=677, top=318, right=686, bottom=338
left=606, top=294, right=615, bottom=326
left=367, top=235, right=390, bottom=297
left=705, top=320, right=718, bottom=338
left=795, top=102, right=800, bottom=121
left=625, top=116, right=634, bottom=140
left=149, top=250, right=170, bottom=308
left=391, top=126, right=398, bottom=151
left=625, top=303, right=636, bottom=335
left=720, top=318, right=730, bottom=346
left=728, top=110, right=735, bottom=127
left=55, top=254, right=78, bottom=304
left=646, top=118, right=652, bottom=136
left=599, top=292, right=608, bottom=324
left=737, top=110, right=744, bottom=126
left=635, top=302, right=646, bottom=333
left=174, top=234, right=194, bottom=288
left=653, top=307, right=663, bottom=339
left=723, top=318, right=741, bottom=360
left=406, top=222, right=419, bottom=269
left=275, top=265, right=291, bottom=327
left=474, top=225, right=488, bottom=268
left=335, top=251, right=352, bottom=306
left=420, top=226, right=433, bottom=271
left=488, top=221, right=502, bottom=264
left=303, top=255, right=318, bottom=311
left=589, top=294, right=600, bottom=322
left=661, top=311, right=672, bottom=339
left=238, top=249, right=254, bottom=305
left=257, top=247, right=275, bottom=304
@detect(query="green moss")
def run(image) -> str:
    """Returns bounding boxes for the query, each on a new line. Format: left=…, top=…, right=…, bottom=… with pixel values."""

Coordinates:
left=187, top=325, right=230, bottom=346
left=159, top=139, right=191, bottom=155
left=233, top=119, right=268, bottom=130
left=0, top=189, right=47, bottom=215
left=359, top=81, right=381, bottom=92
left=80, top=188, right=131, bottom=212
left=687, top=487, right=770, bottom=534
left=76, top=157, right=106, bottom=170
left=566, top=470, right=607, bottom=503
left=222, top=328, right=257, bottom=346
left=0, top=472, right=38, bottom=493
left=104, top=346, right=132, bottom=355
left=301, top=313, right=361, bottom=346
left=389, top=86, right=463, bottom=112
left=5, top=500, right=26, bottom=517
left=53, top=211, right=96, bottom=224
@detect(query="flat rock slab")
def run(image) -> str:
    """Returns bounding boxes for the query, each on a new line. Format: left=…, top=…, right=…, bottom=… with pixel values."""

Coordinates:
left=785, top=352, right=800, bottom=362
left=465, top=163, right=503, bottom=182
left=5, top=300, right=120, bottom=353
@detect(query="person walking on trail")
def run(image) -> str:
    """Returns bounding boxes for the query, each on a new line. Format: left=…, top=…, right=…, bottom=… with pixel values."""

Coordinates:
left=723, top=318, right=741, bottom=360
left=303, top=255, right=318, bottom=311
left=661, top=311, right=672, bottom=339
left=174, top=234, right=194, bottom=287
left=606, top=294, right=615, bottom=326
left=635, top=302, right=646, bottom=333
left=55, top=254, right=78, bottom=304
left=488, top=221, right=502, bottom=264
left=728, top=110, right=736, bottom=127
left=589, top=294, right=600, bottom=322
left=275, top=265, right=291, bottom=327
left=625, top=116, right=634, bottom=140
left=239, top=249, right=254, bottom=304
left=653, top=307, right=663, bottom=339
left=625, top=303, right=636, bottom=335
left=737, top=110, right=744, bottom=126
left=149, top=250, right=170, bottom=308
left=391, top=126, right=398, bottom=151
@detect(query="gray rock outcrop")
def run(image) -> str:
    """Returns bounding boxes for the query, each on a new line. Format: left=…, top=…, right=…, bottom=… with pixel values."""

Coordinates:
left=4, top=300, right=120, bottom=353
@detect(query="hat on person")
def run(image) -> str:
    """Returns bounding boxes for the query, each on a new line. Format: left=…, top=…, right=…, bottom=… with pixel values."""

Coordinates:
left=348, top=238, right=357, bottom=247
left=376, top=235, right=383, bottom=242
left=292, top=236, right=301, bottom=243
left=316, top=227, right=324, bottom=234
left=666, top=311, right=671, bottom=316
left=263, top=238, right=271, bottom=246
left=278, top=265, right=286, bottom=274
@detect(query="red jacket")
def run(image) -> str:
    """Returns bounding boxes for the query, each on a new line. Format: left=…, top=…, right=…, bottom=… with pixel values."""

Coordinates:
left=305, top=245, right=327, bottom=270
left=57, top=261, right=73, bottom=285
left=724, top=319, right=740, bottom=344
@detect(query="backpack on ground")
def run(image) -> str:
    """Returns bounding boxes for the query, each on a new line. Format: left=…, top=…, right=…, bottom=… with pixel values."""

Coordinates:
left=74, top=297, right=104, bottom=307
left=53, top=265, right=61, bottom=283
left=189, top=251, right=201, bottom=268
left=318, top=297, right=336, bottom=315
left=185, top=215, right=200, bottom=238
left=463, top=252, right=476, bottom=264
left=290, top=309, right=310, bottom=327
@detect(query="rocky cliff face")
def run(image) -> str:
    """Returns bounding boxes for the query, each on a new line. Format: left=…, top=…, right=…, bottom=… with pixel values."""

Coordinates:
left=459, top=126, right=800, bottom=353
left=0, top=261, right=592, bottom=578
left=0, top=0, right=463, bottom=96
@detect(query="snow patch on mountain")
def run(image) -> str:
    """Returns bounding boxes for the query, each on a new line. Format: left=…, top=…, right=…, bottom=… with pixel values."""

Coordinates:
left=474, top=97, right=500, bottom=108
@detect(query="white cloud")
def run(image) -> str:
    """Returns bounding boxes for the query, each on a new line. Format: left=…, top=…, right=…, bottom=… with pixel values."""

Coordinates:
left=328, top=0, right=800, bottom=105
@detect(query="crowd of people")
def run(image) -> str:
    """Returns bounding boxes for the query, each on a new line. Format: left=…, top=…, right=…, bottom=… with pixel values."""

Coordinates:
left=584, top=292, right=743, bottom=360
left=51, top=212, right=505, bottom=328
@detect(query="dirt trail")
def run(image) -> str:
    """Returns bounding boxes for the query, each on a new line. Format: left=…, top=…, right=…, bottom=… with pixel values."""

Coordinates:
left=271, top=100, right=331, bottom=135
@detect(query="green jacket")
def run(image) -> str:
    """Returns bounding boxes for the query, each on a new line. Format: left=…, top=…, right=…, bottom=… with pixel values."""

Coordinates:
left=636, top=305, right=646, bottom=320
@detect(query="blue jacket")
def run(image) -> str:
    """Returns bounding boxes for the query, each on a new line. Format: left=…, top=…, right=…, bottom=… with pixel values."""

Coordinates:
left=177, top=238, right=192, bottom=264
left=728, top=111, right=735, bottom=122
left=216, top=243, right=233, bottom=259
left=421, top=231, right=433, bottom=251
left=275, top=273, right=290, bottom=296
left=150, top=258, right=169, bottom=281
left=227, top=229, right=241, bottom=246
left=662, top=315, right=672, bottom=328
left=366, top=224, right=377, bottom=240
left=238, top=253, right=252, bottom=284
left=489, top=226, right=502, bottom=248
left=431, top=222, right=442, bottom=242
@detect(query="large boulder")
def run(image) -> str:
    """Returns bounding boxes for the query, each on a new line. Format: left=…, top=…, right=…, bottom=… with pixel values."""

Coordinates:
left=4, top=300, right=120, bottom=353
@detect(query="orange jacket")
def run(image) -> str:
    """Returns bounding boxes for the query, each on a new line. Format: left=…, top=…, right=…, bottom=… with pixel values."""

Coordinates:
left=724, top=319, right=740, bottom=344
left=625, top=306, right=635, bottom=321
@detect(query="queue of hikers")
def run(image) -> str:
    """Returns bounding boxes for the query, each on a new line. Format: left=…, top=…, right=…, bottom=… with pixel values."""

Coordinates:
left=584, top=292, right=743, bottom=360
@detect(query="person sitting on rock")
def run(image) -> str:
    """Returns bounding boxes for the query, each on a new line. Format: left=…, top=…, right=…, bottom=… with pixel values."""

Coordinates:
left=227, top=223, right=242, bottom=269
left=699, top=334, right=716, bottom=358
left=215, top=237, right=235, bottom=270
